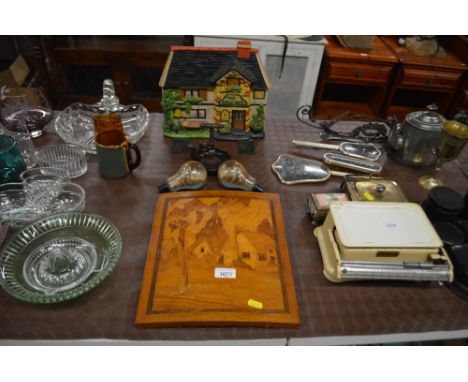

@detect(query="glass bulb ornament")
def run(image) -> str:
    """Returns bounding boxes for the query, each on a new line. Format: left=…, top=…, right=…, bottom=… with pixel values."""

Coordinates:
left=217, top=160, right=264, bottom=192
left=158, top=161, right=207, bottom=193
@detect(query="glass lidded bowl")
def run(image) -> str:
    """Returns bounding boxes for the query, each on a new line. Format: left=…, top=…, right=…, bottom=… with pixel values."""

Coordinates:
left=55, top=79, right=149, bottom=154
left=0, top=212, right=122, bottom=303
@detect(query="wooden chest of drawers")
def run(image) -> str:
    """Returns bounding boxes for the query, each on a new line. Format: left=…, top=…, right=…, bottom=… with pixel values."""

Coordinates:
left=381, top=37, right=467, bottom=120
left=313, top=36, right=398, bottom=119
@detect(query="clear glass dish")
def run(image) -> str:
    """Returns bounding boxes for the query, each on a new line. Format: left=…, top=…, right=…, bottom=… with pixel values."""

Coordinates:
left=49, top=182, right=86, bottom=214
left=0, top=183, right=41, bottom=228
left=35, top=144, right=87, bottom=178
left=0, top=182, right=85, bottom=228
left=0, top=212, right=122, bottom=303
left=20, top=166, right=70, bottom=182
left=55, top=79, right=149, bottom=154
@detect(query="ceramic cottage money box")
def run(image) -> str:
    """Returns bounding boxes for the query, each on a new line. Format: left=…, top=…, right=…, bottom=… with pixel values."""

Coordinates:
left=159, top=40, right=270, bottom=140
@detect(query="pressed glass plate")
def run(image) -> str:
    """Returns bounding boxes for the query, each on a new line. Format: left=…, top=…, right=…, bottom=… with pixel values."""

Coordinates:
left=0, top=212, right=122, bottom=303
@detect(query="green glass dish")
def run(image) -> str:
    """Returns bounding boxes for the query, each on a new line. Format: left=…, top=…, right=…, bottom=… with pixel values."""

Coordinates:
left=0, top=212, right=121, bottom=303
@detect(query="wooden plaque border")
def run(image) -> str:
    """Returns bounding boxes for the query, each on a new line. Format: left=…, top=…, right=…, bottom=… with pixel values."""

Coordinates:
left=135, top=190, right=300, bottom=327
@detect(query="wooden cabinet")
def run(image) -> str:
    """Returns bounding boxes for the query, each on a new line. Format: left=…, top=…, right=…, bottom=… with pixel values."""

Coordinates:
left=313, top=36, right=398, bottom=119
left=453, top=73, right=468, bottom=116
left=439, top=36, right=468, bottom=117
left=45, top=36, right=192, bottom=112
left=381, top=37, right=466, bottom=120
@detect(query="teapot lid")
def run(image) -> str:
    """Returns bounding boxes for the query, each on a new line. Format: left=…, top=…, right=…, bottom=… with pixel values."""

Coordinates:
left=406, top=104, right=445, bottom=132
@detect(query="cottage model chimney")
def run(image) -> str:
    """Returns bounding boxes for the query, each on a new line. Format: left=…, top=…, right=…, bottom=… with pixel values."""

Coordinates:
left=237, top=40, right=252, bottom=59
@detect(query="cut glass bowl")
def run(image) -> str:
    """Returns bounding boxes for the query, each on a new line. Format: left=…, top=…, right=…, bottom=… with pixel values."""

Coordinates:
left=35, top=144, right=87, bottom=178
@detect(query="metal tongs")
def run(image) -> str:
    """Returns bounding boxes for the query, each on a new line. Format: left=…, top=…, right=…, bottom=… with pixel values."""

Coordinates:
left=292, top=139, right=382, bottom=161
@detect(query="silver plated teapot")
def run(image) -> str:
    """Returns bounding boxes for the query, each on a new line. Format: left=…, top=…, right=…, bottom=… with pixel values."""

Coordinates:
left=388, top=104, right=445, bottom=167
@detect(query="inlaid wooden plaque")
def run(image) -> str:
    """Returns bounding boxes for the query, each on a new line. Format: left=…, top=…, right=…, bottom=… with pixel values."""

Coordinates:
left=135, top=190, right=300, bottom=327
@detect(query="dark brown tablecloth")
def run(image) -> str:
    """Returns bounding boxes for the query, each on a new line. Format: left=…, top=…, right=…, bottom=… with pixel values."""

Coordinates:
left=1, top=114, right=467, bottom=342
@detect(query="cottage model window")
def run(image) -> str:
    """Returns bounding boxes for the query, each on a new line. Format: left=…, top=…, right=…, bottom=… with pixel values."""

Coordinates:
left=221, top=111, right=230, bottom=121
left=220, top=94, right=247, bottom=107
left=227, top=77, right=241, bottom=86
left=185, top=89, right=199, bottom=97
left=253, top=90, right=265, bottom=99
left=189, top=109, right=206, bottom=119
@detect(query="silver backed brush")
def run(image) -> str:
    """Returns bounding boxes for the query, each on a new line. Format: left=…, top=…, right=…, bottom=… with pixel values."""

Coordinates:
left=323, top=153, right=382, bottom=174
left=292, top=139, right=381, bottom=161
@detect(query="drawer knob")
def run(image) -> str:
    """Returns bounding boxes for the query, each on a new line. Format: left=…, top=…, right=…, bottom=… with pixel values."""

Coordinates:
left=355, top=70, right=363, bottom=78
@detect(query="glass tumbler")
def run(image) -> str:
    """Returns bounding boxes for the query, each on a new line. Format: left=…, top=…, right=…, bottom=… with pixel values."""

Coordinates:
left=20, top=167, right=70, bottom=213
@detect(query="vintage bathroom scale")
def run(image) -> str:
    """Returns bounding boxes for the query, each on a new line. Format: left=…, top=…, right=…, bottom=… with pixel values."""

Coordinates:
left=314, top=202, right=454, bottom=283
left=135, top=190, right=299, bottom=327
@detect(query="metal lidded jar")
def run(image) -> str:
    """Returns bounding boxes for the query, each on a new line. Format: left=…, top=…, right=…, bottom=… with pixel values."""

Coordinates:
left=388, top=104, right=445, bottom=167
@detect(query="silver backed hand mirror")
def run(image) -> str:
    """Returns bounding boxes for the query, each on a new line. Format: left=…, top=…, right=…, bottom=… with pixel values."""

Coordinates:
left=292, top=139, right=381, bottom=161
left=271, top=154, right=352, bottom=185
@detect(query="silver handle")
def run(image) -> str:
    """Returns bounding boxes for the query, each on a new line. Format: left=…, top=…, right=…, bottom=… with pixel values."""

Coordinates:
left=292, top=139, right=340, bottom=151
left=329, top=170, right=354, bottom=177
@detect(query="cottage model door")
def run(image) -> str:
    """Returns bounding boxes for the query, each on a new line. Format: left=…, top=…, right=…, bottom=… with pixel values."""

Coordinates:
left=232, top=110, right=246, bottom=129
